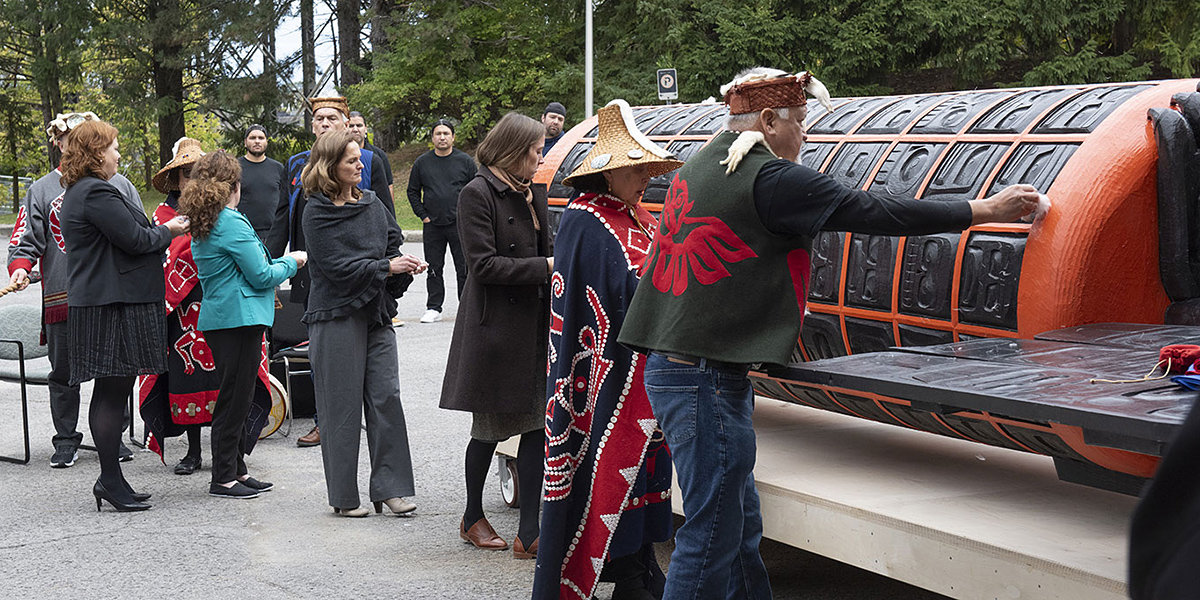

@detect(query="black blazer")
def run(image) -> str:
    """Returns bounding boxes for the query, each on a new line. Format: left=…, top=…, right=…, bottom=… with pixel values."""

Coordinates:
left=60, top=175, right=172, bottom=307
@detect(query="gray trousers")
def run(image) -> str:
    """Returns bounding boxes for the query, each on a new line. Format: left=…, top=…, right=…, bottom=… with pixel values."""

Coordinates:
left=308, top=311, right=415, bottom=508
left=47, top=320, right=83, bottom=450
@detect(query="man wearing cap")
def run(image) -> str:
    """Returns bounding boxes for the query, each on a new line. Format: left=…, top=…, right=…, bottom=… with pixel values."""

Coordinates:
left=265, top=96, right=399, bottom=448
left=407, top=119, right=474, bottom=324
left=618, top=67, right=1041, bottom=599
left=8, top=112, right=142, bottom=468
left=238, top=125, right=285, bottom=240
left=542, top=102, right=567, bottom=155
left=347, top=111, right=394, bottom=199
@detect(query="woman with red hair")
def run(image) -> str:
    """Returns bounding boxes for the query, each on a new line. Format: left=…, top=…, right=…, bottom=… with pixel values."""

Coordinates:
left=59, top=120, right=189, bottom=511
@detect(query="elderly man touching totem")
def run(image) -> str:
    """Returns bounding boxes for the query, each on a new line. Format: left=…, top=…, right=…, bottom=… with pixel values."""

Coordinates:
left=618, top=67, right=1042, bottom=599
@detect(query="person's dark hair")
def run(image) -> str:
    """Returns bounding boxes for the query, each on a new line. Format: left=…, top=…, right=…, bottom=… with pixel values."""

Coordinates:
left=568, top=172, right=609, bottom=194
left=245, top=124, right=267, bottom=138
left=302, top=130, right=363, bottom=201
left=349, top=111, right=363, bottom=119
left=475, top=112, right=543, bottom=173
left=432, top=119, right=455, bottom=136
left=179, top=151, right=241, bottom=241
left=60, top=120, right=119, bottom=187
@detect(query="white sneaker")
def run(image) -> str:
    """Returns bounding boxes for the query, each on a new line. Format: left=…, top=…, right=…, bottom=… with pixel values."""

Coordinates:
left=420, top=309, right=442, bottom=323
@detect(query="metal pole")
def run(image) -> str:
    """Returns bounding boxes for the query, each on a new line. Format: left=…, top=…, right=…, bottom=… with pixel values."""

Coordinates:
left=585, top=0, right=593, bottom=118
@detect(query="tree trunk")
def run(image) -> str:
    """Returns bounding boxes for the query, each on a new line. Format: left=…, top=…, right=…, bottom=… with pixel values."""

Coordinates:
left=35, top=16, right=64, bottom=168
left=153, top=57, right=186, bottom=165
left=7, top=101, right=18, bottom=212
left=370, top=0, right=398, bottom=151
left=149, top=0, right=186, bottom=165
left=337, top=0, right=361, bottom=87
left=302, top=0, right=315, bottom=129
left=142, top=122, right=154, bottom=188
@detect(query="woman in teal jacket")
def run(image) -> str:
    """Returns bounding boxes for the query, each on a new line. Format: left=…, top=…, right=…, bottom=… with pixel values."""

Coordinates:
left=180, top=151, right=307, bottom=500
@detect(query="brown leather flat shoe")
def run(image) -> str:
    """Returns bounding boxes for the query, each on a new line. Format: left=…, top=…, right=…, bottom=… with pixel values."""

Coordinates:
left=512, top=535, right=538, bottom=559
left=460, top=517, right=508, bottom=550
left=297, top=426, right=321, bottom=447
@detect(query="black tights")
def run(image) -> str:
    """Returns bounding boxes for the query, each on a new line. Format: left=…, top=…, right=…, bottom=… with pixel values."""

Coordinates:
left=184, top=425, right=201, bottom=459
left=90, top=376, right=135, bottom=501
left=463, top=430, right=544, bottom=545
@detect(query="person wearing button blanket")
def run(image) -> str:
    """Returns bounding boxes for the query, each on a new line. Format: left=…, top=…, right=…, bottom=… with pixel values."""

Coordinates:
left=301, top=130, right=424, bottom=518
left=440, top=112, right=552, bottom=557
left=533, top=99, right=682, bottom=600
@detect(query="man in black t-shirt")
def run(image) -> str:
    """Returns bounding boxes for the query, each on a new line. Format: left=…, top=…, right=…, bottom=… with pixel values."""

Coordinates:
left=407, top=119, right=475, bottom=323
left=238, top=124, right=285, bottom=240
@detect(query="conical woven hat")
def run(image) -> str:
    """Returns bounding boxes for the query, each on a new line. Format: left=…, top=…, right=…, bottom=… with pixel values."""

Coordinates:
left=563, top=99, right=683, bottom=187
left=152, top=137, right=206, bottom=193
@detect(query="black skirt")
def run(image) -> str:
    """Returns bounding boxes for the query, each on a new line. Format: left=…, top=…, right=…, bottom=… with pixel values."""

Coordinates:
left=69, top=302, right=167, bottom=385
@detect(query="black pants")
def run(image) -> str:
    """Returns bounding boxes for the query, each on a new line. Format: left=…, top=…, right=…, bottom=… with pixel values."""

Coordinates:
left=206, top=325, right=264, bottom=484
left=424, top=222, right=466, bottom=312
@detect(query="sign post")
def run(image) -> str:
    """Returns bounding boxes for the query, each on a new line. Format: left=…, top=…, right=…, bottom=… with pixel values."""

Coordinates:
left=657, top=68, right=678, bottom=103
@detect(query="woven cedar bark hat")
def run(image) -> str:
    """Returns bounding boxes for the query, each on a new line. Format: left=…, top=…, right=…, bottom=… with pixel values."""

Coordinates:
left=722, top=70, right=834, bottom=115
left=45, top=112, right=99, bottom=142
left=563, top=99, right=684, bottom=187
left=310, top=96, right=350, bottom=118
left=152, top=137, right=205, bottom=193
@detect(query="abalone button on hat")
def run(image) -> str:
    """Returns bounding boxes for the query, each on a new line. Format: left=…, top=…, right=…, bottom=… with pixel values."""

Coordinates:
left=627, top=149, right=644, bottom=159
left=590, top=154, right=612, bottom=169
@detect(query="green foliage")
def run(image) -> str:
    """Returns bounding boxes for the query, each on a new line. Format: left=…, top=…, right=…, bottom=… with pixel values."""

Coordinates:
left=352, top=0, right=1200, bottom=143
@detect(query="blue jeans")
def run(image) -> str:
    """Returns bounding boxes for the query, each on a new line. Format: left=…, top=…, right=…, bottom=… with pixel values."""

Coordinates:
left=644, top=352, right=772, bottom=600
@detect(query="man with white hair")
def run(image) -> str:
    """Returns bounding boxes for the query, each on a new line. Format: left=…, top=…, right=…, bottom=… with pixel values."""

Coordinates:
left=619, top=67, right=1041, bottom=599
left=8, top=112, right=142, bottom=468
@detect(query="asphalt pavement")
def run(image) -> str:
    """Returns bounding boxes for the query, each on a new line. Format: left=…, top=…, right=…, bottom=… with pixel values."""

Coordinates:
left=0, top=238, right=947, bottom=599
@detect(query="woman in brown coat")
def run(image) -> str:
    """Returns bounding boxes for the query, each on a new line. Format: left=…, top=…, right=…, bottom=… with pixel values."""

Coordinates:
left=440, top=112, right=552, bottom=558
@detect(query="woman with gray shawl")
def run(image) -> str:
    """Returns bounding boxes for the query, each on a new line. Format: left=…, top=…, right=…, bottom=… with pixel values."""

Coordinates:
left=300, top=130, right=427, bottom=517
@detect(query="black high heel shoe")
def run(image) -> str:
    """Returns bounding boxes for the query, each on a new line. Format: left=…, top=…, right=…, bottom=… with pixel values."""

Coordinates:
left=93, top=479, right=151, bottom=512
left=122, top=478, right=151, bottom=502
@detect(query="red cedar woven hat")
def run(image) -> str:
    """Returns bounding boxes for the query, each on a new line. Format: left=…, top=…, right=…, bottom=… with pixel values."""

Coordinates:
left=152, top=137, right=205, bottom=193
left=563, top=99, right=684, bottom=187
left=310, top=96, right=350, bottom=118
left=721, top=70, right=834, bottom=115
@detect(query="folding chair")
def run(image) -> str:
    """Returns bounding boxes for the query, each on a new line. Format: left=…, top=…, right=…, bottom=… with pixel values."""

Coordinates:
left=0, top=304, right=51, bottom=465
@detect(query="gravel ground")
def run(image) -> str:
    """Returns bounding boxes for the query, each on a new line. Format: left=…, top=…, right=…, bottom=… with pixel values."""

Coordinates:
left=0, top=240, right=946, bottom=600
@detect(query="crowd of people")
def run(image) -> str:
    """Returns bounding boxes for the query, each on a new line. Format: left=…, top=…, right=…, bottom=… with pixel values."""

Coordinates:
left=7, top=68, right=1043, bottom=599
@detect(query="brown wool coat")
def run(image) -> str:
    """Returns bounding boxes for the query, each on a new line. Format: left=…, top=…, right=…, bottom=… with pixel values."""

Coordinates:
left=439, top=166, right=553, bottom=414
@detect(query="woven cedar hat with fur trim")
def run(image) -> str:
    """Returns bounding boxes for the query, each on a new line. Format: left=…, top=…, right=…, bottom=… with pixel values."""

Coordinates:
left=45, top=112, right=99, bottom=142
left=563, top=99, right=684, bottom=187
left=721, top=70, right=834, bottom=115
left=310, top=96, right=350, bottom=118
left=152, top=137, right=205, bottom=193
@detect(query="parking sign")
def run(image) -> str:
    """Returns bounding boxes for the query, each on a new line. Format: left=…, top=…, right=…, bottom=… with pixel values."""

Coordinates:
left=657, top=68, right=678, bottom=101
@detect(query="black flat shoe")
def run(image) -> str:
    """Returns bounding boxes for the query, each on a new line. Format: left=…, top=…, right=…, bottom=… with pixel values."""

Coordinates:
left=239, top=476, right=273, bottom=492
left=174, top=455, right=201, bottom=475
left=93, top=480, right=151, bottom=512
left=209, top=481, right=259, bottom=499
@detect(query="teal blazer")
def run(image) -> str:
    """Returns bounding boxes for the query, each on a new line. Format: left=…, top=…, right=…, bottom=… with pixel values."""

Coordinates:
left=192, top=208, right=298, bottom=331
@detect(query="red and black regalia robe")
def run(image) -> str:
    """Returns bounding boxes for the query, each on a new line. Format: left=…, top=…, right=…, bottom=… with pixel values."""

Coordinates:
left=534, top=193, right=673, bottom=600
left=138, top=195, right=272, bottom=459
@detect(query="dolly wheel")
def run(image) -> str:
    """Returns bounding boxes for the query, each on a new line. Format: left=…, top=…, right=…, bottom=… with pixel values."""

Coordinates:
left=499, top=457, right=520, bottom=508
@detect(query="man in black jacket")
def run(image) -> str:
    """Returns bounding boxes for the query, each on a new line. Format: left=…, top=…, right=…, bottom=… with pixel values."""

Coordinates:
left=347, top=111, right=394, bottom=200
left=407, top=119, right=475, bottom=323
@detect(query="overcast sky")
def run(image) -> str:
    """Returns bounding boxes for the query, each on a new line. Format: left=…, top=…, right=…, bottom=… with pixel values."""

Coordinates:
left=273, top=4, right=347, bottom=97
